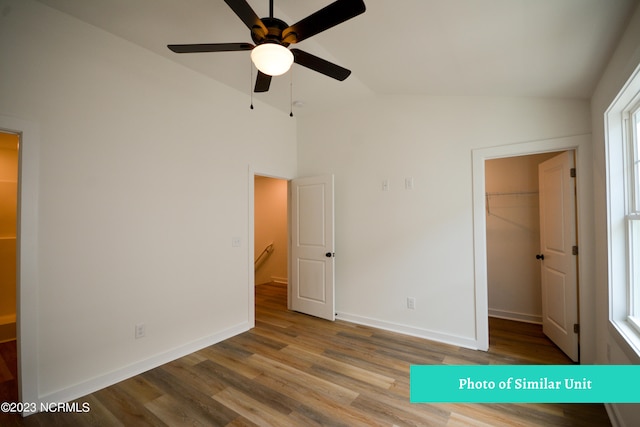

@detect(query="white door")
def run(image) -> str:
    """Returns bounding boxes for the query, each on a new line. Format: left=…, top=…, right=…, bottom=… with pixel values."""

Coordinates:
left=538, top=151, right=579, bottom=362
left=290, top=175, right=335, bottom=321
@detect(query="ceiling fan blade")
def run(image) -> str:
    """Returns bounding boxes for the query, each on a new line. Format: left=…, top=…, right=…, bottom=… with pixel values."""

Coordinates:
left=283, top=0, right=366, bottom=44
left=254, top=71, right=272, bottom=93
left=291, top=49, right=351, bottom=81
left=168, top=43, right=254, bottom=53
left=224, top=0, right=267, bottom=36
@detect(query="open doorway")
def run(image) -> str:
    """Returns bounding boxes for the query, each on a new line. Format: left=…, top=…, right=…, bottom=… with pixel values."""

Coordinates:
left=0, top=114, right=39, bottom=409
left=253, top=175, right=289, bottom=307
left=485, top=151, right=579, bottom=362
left=0, top=130, right=19, bottom=405
left=485, top=152, right=558, bottom=325
left=251, top=173, right=336, bottom=323
left=472, top=135, right=591, bottom=362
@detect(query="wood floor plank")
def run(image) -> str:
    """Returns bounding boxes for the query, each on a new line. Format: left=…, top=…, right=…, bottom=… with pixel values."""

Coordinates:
left=247, top=353, right=360, bottom=403
left=281, top=343, right=397, bottom=390
left=144, top=393, right=219, bottom=427
left=212, top=386, right=296, bottom=427
left=159, top=357, right=227, bottom=397
left=321, top=345, right=412, bottom=383
left=193, top=359, right=296, bottom=416
left=0, top=355, right=13, bottom=382
left=64, top=394, right=126, bottom=427
left=141, top=367, right=239, bottom=426
left=252, top=371, right=386, bottom=427
left=115, top=374, right=164, bottom=405
left=91, top=382, right=166, bottom=426
left=195, top=345, right=263, bottom=380
left=351, top=393, right=451, bottom=427
left=443, top=404, right=539, bottom=427
left=446, top=411, right=506, bottom=427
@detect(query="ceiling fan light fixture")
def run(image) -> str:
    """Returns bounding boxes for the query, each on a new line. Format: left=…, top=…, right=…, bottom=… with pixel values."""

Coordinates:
left=251, top=43, right=294, bottom=76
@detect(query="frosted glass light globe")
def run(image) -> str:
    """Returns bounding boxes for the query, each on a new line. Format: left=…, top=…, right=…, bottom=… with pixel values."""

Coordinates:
left=251, top=44, right=294, bottom=76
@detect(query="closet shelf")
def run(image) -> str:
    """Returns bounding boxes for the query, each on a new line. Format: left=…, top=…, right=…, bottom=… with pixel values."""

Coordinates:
left=485, top=191, right=539, bottom=216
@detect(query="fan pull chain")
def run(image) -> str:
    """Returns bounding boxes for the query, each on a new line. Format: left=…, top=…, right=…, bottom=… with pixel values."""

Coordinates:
left=289, top=69, right=294, bottom=117
left=250, top=57, right=254, bottom=110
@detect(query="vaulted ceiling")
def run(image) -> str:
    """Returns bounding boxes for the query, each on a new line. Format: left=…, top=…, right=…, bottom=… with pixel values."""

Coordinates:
left=36, top=0, right=638, bottom=116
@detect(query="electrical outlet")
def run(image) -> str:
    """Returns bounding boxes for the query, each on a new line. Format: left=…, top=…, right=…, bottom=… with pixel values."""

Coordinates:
left=232, top=237, right=241, bottom=247
left=135, top=323, right=146, bottom=339
left=407, top=297, right=416, bottom=310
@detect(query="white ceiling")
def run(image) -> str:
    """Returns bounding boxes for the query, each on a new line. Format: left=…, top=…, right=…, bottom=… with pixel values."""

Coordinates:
left=35, top=0, right=639, bottom=116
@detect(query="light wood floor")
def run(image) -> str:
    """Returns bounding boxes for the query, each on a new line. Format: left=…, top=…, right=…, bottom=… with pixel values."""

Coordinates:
left=1, top=282, right=610, bottom=426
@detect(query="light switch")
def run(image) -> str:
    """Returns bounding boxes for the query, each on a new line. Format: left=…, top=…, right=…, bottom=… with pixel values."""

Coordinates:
left=405, top=177, right=414, bottom=190
left=382, top=179, right=389, bottom=191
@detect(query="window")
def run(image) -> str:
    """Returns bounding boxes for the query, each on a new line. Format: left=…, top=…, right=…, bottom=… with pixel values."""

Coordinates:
left=629, top=104, right=640, bottom=333
left=606, top=63, right=640, bottom=357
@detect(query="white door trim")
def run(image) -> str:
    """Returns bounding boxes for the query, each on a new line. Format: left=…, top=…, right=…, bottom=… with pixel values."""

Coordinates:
left=472, top=134, right=593, bottom=361
left=0, top=115, right=40, bottom=409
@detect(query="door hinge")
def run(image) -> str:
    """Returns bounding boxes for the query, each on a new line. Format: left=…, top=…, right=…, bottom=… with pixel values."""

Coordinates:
left=574, top=323, right=580, bottom=334
left=570, top=168, right=576, bottom=178
left=572, top=245, right=578, bottom=255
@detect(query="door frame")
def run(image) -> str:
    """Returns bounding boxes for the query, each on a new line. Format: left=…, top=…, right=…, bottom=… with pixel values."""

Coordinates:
left=0, top=115, right=40, bottom=408
left=472, top=134, right=593, bottom=361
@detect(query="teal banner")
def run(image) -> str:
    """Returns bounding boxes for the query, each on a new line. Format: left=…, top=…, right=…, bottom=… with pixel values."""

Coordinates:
left=410, top=365, right=640, bottom=403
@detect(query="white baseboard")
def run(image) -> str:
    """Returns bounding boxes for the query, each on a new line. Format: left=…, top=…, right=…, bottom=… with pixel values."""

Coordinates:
left=37, top=322, right=251, bottom=410
left=488, top=309, right=542, bottom=324
left=336, top=312, right=479, bottom=350
left=271, top=276, right=288, bottom=285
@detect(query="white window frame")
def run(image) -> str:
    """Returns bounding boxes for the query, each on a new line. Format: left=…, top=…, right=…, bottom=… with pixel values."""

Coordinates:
left=606, top=62, right=640, bottom=358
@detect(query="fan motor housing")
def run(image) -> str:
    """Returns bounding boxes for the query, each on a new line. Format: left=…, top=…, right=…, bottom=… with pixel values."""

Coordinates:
left=252, top=17, right=295, bottom=46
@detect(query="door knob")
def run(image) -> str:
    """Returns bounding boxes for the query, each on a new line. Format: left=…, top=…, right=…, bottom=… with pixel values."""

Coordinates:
left=325, top=252, right=334, bottom=258
left=536, top=254, right=544, bottom=260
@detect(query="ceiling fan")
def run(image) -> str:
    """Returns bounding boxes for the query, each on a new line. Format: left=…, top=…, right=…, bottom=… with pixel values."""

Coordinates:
left=168, top=0, right=366, bottom=93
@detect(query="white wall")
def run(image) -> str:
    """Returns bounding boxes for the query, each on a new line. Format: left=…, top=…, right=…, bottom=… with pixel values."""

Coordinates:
left=297, top=95, right=590, bottom=348
left=591, top=2, right=640, bottom=426
left=0, top=0, right=296, bottom=404
left=485, top=153, right=557, bottom=324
